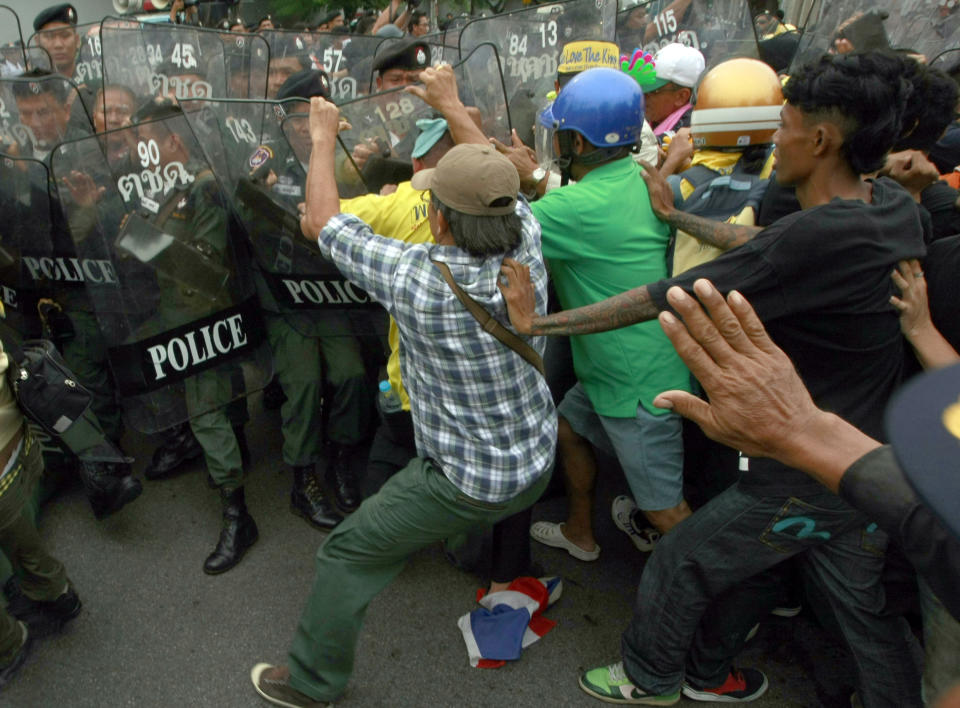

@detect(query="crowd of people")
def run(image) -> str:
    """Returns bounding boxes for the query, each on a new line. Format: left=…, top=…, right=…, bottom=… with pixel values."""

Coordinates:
left=0, top=0, right=959, bottom=706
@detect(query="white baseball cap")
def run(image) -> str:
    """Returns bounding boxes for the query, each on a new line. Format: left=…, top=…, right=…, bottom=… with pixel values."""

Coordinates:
left=649, top=43, right=705, bottom=90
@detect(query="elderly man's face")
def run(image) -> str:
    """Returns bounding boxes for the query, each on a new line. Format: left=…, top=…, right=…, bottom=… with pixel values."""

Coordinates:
left=94, top=87, right=133, bottom=133
left=35, top=22, right=79, bottom=73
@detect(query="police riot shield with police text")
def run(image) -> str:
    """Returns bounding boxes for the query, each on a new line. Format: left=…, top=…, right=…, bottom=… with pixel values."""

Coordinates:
left=323, top=43, right=511, bottom=197
left=99, top=18, right=268, bottom=109
left=458, top=0, right=618, bottom=145
left=49, top=111, right=272, bottom=433
left=0, top=73, right=94, bottom=339
left=0, top=153, right=54, bottom=338
left=792, top=1, right=960, bottom=67
left=180, top=96, right=390, bottom=338
left=261, top=29, right=387, bottom=102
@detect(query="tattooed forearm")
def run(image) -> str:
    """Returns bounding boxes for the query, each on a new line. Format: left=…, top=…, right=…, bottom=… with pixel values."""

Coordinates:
left=666, top=210, right=761, bottom=250
left=530, top=286, right=660, bottom=336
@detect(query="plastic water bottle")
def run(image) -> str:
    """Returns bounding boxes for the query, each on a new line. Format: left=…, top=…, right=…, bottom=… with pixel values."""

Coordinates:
left=378, top=380, right=403, bottom=415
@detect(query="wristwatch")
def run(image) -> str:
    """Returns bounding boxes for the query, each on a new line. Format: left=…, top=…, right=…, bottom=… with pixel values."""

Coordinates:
left=531, top=167, right=547, bottom=182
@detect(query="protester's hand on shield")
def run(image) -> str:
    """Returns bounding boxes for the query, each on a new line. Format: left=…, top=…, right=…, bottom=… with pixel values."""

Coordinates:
left=61, top=170, right=106, bottom=207
left=404, top=64, right=461, bottom=114
left=351, top=137, right=382, bottom=170
left=490, top=129, right=541, bottom=191
left=653, top=280, right=821, bottom=461
left=497, top=258, right=536, bottom=335
left=308, top=96, right=341, bottom=145
left=638, top=159, right=677, bottom=221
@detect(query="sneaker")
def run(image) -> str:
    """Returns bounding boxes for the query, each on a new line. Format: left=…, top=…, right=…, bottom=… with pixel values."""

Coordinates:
left=0, top=622, right=31, bottom=689
left=611, top=496, right=661, bottom=552
left=7, top=583, right=81, bottom=638
left=682, top=668, right=769, bottom=702
left=250, top=663, right=330, bottom=707
left=578, top=661, right=680, bottom=705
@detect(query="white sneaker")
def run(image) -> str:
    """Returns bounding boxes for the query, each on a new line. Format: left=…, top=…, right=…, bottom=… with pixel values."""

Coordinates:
left=611, top=496, right=661, bottom=552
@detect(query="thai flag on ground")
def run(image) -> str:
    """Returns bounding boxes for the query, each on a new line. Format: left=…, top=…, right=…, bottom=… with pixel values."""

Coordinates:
left=457, top=576, right=562, bottom=669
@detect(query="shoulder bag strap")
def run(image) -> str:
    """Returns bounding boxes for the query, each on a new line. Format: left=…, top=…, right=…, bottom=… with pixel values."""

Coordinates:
left=431, top=260, right=545, bottom=377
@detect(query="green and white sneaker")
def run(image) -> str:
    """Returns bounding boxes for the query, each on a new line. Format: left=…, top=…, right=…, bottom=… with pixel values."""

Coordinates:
left=578, top=661, right=681, bottom=705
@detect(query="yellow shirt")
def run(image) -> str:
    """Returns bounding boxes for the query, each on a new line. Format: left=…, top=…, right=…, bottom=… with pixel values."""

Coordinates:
left=340, top=181, right=433, bottom=410
left=671, top=149, right=775, bottom=276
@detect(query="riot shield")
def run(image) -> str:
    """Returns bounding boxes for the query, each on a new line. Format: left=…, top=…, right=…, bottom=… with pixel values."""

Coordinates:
left=261, top=29, right=386, bottom=102
left=49, top=110, right=272, bottom=433
left=458, top=0, right=618, bottom=145
left=793, top=1, right=960, bottom=66
left=180, top=96, right=390, bottom=338
left=615, top=0, right=759, bottom=68
left=369, top=32, right=456, bottom=91
left=0, top=153, right=54, bottom=339
left=327, top=42, right=512, bottom=197
left=1, top=5, right=53, bottom=75
left=99, top=18, right=268, bottom=108
left=28, top=21, right=101, bottom=86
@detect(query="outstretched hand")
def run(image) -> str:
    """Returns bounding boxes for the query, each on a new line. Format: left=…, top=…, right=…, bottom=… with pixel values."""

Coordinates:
left=653, top=280, right=820, bottom=459
left=497, top=258, right=536, bottom=335
left=637, top=159, right=676, bottom=221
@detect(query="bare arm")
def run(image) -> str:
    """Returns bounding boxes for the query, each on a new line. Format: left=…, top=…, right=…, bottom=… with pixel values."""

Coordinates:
left=498, top=259, right=660, bottom=335
left=300, top=97, right=342, bottom=239
left=371, top=0, right=401, bottom=34
left=665, top=210, right=761, bottom=250
left=638, top=159, right=760, bottom=250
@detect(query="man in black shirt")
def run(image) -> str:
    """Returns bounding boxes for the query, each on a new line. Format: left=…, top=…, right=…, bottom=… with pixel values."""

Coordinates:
left=501, top=52, right=925, bottom=705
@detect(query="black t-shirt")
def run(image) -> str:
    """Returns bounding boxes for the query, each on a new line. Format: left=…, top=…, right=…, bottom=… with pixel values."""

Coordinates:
left=649, top=178, right=926, bottom=492
left=921, top=181, right=960, bottom=242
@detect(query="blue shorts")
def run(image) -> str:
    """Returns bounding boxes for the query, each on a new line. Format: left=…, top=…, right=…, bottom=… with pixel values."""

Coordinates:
left=558, top=383, right=684, bottom=511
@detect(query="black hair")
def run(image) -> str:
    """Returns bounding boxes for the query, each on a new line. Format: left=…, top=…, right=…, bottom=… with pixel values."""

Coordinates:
left=354, top=14, right=377, bottom=35
left=430, top=192, right=522, bottom=257
left=407, top=9, right=427, bottom=31
left=11, top=69, right=68, bottom=103
left=782, top=52, right=911, bottom=174
left=894, top=60, right=958, bottom=151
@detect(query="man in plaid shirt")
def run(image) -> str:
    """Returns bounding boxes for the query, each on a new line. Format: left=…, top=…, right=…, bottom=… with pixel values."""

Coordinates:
left=251, top=93, right=557, bottom=707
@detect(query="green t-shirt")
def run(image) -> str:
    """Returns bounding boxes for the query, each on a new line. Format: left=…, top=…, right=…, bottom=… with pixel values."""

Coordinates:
left=532, top=157, right=689, bottom=417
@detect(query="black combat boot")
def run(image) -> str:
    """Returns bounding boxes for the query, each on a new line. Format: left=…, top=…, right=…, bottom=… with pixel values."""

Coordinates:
left=78, top=461, right=143, bottom=520
left=290, top=465, right=342, bottom=530
left=144, top=422, right=203, bottom=480
left=203, top=486, right=259, bottom=575
left=328, top=444, right=362, bottom=513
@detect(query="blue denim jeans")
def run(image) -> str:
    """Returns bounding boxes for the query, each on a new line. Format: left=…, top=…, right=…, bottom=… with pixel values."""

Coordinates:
left=621, top=481, right=922, bottom=708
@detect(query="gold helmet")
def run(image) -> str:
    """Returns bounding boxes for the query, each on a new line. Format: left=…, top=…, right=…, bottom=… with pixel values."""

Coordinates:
left=690, top=58, right=783, bottom=148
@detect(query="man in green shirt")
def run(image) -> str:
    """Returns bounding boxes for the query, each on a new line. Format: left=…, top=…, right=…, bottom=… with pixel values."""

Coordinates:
left=527, top=68, right=691, bottom=561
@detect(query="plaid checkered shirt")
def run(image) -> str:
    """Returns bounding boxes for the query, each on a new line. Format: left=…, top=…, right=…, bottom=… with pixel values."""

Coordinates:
left=317, top=198, right=557, bottom=503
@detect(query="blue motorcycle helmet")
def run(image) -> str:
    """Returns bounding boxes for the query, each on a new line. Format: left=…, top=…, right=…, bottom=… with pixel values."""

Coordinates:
left=538, top=67, right=646, bottom=148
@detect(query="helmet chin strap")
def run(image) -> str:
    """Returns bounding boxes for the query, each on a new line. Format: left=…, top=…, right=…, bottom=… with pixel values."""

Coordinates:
left=557, top=131, right=630, bottom=184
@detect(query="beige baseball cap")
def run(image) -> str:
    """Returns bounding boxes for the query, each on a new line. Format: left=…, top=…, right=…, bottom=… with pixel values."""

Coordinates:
left=410, top=143, right=519, bottom=216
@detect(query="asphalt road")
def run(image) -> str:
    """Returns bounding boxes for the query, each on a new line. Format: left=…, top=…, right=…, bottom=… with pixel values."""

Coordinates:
left=3, top=392, right=864, bottom=707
